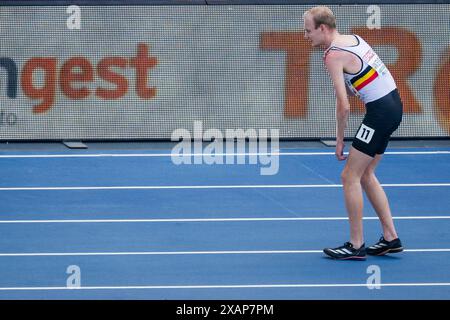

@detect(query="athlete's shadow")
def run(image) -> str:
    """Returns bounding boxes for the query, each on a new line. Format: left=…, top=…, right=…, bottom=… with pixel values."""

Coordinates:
left=370, top=255, right=403, bottom=261
left=321, top=255, right=402, bottom=261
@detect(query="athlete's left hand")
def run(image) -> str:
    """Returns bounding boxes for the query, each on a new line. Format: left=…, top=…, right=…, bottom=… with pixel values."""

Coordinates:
left=335, top=141, right=347, bottom=161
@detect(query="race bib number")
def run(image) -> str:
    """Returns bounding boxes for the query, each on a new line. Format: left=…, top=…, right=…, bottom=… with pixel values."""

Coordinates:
left=356, top=124, right=375, bottom=143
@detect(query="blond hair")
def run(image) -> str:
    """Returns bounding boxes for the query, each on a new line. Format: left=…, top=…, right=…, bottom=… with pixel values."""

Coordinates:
left=304, top=6, right=336, bottom=30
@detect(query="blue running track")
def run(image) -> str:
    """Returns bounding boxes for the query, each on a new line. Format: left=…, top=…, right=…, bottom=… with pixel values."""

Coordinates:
left=0, top=147, right=449, bottom=299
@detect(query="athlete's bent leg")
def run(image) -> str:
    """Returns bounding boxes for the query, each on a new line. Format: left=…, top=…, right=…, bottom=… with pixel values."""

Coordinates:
left=361, top=154, right=399, bottom=241
left=341, top=147, right=373, bottom=248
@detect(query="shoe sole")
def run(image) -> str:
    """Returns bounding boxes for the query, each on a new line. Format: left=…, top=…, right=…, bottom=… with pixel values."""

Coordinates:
left=368, top=247, right=404, bottom=256
left=337, top=256, right=367, bottom=260
left=324, top=252, right=367, bottom=260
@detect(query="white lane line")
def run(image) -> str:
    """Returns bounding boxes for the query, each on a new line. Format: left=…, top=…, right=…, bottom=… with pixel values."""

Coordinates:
left=1, top=183, right=450, bottom=191
left=0, top=250, right=323, bottom=257
left=0, top=248, right=449, bottom=257
left=0, top=150, right=449, bottom=158
left=0, top=152, right=326, bottom=158
left=0, top=282, right=449, bottom=291
left=0, top=216, right=449, bottom=224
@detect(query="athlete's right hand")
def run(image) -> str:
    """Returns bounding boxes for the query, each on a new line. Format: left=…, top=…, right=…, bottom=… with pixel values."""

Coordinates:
left=335, top=141, right=347, bottom=161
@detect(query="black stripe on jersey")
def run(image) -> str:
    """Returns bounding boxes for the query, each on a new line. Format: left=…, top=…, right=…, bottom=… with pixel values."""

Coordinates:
left=350, top=65, right=373, bottom=85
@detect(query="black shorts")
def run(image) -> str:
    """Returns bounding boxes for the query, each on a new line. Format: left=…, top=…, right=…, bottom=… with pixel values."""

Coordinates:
left=352, top=89, right=403, bottom=157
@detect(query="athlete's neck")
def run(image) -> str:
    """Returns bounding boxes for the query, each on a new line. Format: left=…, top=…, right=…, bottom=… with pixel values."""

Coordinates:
left=324, top=30, right=340, bottom=50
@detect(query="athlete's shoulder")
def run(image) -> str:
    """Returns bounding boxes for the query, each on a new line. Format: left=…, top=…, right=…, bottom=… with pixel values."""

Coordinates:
left=323, top=51, right=346, bottom=78
left=323, top=47, right=346, bottom=64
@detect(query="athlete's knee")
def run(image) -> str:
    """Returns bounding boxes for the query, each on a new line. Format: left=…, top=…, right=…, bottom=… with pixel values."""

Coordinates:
left=361, top=171, right=376, bottom=188
left=341, top=167, right=361, bottom=186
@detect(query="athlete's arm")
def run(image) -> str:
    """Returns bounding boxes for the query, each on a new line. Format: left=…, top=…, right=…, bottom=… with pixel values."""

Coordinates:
left=324, top=50, right=350, bottom=161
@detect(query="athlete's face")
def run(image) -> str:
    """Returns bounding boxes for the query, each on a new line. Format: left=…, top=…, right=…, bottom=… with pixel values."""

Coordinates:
left=303, top=14, right=326, bottom=48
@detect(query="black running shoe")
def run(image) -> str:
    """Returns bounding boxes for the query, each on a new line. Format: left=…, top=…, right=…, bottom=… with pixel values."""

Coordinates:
left=323, top=242, right=366, bottom=260
left=367, top=236, right=403, bottom=256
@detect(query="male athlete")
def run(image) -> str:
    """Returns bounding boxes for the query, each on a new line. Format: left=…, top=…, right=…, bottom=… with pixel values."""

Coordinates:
left=303, top=6, right=404, bottom=260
